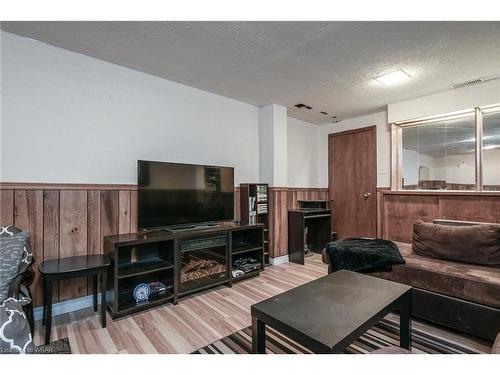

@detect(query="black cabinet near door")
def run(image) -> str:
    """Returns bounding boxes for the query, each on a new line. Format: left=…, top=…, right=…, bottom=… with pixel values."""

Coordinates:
left=288, top=209, right=331, bottom=265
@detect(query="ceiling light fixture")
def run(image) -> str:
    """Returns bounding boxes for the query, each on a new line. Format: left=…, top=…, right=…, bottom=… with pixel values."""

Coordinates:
left=374, top=69, right=411, bottom=86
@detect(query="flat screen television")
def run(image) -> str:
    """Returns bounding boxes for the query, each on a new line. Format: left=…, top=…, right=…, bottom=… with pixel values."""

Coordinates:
left=138, top=160, right=234, bottom=230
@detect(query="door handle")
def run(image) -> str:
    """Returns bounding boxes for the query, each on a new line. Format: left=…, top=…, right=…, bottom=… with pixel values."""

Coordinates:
left=363, top=192, right=372, bottom=199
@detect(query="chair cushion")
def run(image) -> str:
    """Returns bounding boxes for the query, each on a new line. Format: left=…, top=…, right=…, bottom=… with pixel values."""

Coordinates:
left=0, top=231, right=28, bottom=303
left=372, top=243, right=500, bottom=309
left=412, top=221, right=500, bottom=266
left=0, top=298, right=35, bottom=354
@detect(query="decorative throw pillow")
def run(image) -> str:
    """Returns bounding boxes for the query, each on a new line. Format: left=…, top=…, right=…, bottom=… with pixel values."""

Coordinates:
left=0, top=298, right=35, bottom=354
left=0, top=231, right=28, bottom=302
left=412, top=221, right=500, bottom=266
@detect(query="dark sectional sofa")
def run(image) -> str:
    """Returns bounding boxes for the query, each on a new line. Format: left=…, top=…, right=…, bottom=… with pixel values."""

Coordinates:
left=323, top=219, right=500, bottom=341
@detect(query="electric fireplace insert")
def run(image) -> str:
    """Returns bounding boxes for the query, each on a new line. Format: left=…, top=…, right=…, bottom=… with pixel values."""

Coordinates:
left=178, top=235, right=229, bottom=292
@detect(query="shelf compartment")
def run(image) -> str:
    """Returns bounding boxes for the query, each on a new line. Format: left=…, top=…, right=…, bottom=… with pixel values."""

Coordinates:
left=232, top=269, right=261, bottom=282
left=118, top=292, right=173, bottom=314
left=117, top=269, right=173, bottom=312
left=231, top=228, right=263, bottom=253
left=117, top=240, right=174, bottom=273
left=232, top=244, right=263, bottom=255
left=118, top=259, right=174, bottom=279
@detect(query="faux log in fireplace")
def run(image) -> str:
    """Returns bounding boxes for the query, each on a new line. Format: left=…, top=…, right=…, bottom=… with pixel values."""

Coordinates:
left=104, top=223, right=264, bottom=319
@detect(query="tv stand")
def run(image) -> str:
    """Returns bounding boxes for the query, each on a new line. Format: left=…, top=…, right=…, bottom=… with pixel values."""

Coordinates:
left=165, top=223, right=221, bottom=233
left=104, top=222, right=264, bottom=319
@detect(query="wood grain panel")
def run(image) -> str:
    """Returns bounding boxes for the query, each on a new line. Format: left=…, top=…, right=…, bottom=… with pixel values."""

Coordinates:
left=329, top=126, right=377, bottom=238
left=43, top=190, right=60, bottom=302
left=118, top=190, right=131, bottom=234
left=130, top=190, right=138, bottom=232
left=59, top=190, right=88, bottom=301
left=100, top=190, right=119, bottom=238
left=14, top=190, right=43, bottom=306
left=267, top=188, right=328, bottom=259
left=268, top=188, right=289, bottom=258
left=87, top=190, right=101, bottom=295
left=383, top=194, right=439, bottom=243
left=438, top=196, right=500, bottom=223
left=287, top=188, right=329, bottom=210
left=233, top=187, right=241, bottom=222
left=380, top=191, right=500, bottom=243
left=0, top=189, right=14, bottom=225
left=87, top=191, right=101, bottom=253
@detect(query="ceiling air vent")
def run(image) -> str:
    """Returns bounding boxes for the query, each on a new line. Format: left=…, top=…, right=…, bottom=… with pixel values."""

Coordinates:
left=294, top=103, right=312, bottom=110
left=451, top=78, right=484, bottom=89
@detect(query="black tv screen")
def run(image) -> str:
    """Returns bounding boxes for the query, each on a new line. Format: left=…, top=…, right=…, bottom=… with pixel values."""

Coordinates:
left=138, top=160, right=234, bottom=230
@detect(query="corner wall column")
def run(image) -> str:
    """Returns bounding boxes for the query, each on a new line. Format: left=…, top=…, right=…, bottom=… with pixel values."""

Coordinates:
left=258, top=104, right=288, bottom=259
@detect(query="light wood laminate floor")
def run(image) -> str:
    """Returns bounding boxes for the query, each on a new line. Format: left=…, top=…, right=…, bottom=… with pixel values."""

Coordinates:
left=33, top=254, right=328, bottom=353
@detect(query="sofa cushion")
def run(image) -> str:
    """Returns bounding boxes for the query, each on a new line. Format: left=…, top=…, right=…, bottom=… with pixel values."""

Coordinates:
left=372, top=243, right=500, bottom=309
left=0, top=231, right=28, bottom=303
left=412, top=221, right=500, bottom=266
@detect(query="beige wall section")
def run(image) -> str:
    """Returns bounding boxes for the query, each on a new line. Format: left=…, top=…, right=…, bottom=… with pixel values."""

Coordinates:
left=388, top=78, right=500, bottom=123
left=287, top=117, right=321, bottom=188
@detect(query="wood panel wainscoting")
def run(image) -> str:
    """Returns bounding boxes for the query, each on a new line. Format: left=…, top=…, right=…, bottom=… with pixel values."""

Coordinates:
left=0, top=183, right=139, bottom=308
left=378, top=190, right=500, bottom=243
left=268, top=187, right=329, bottom=258
left=0, top=182, right=326, bottom=307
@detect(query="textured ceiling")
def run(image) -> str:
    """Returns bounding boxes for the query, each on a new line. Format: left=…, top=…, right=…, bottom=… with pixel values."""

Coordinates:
left=2, top=21, right=500, bottom=125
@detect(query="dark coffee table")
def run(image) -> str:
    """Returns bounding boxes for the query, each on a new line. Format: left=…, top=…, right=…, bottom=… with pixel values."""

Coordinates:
left=251, top=269, right=412, bottom=353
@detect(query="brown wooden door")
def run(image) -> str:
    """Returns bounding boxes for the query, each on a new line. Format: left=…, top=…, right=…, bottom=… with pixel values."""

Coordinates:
left=328, top=126, right=377, bottom=238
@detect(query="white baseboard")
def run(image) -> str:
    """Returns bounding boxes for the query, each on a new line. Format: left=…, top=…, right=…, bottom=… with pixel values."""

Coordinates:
left=269, top=254, right=289, bottom=265
left=33, top=294, right=101, bottom=321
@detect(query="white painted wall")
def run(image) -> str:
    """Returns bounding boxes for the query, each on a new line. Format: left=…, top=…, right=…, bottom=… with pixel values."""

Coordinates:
left=258, top=105, right=274, bottom=185
left=273, top=105, right=288, bottom=187
left=318, top=111, right=390, bottom=188
left=287, top=117, right=321, bottom=188
left=258, top=104, right=288, bottom=187
left=484, top=148, right=500, bottom=186
left=402, top=149, right=476, bottom=186
left=388, top=79, right=500, bottom=123
left=402, top=148, right=419, bottom=185
left=0, top=31, right=260, bottom=185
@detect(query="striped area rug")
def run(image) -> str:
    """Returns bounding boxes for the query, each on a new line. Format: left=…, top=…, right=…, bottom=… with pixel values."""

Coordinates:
left=193, top=315, right=491, bottom=354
